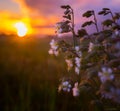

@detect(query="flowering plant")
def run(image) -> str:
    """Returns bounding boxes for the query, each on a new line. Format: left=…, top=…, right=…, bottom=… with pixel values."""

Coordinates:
left=49, top=5, right=120, bottom=111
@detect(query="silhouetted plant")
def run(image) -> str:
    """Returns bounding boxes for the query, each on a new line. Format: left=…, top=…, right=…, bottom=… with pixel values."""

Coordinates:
left=56, top=5, right=77, bottom=47
left=82, top=10, right=99, bottom=33
left=49, top=5, right=120, bottom=111
left=98, top=8, right=120, bottom=30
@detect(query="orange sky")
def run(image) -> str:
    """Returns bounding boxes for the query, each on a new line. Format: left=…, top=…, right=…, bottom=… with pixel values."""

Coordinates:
left=0, top=0, right=120, bottom=36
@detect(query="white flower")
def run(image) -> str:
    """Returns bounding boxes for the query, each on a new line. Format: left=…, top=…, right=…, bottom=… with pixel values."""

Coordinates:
left=75, top=46, right=80, bottom=51
left=58, top=81, right=72, bottom=92
left=55, top=22, right=62, bottom=31
left=65, top=59, right=73, bottom=71
left=75, top=67, right=80, bottom=75
left=74, top=57, right=81, bottom=74
left=88, top=42, right=94, bottom=52
left=48, top=49, right=54, bottom=55
left=75, top=57, right=81, bottom=67
left=115, top=42, right=120, bottom=50
left=78, top=51, right=82, bottom=57
left=62, top=81, right=69, bottom=86
left=98, top=67, right=114, bottom=83
left=75, top=46, right=82, bottom=57
left=50, top=39, right=58, bottom=50
left=54, top=50, right=59, bottom=56
left=49, top=39, right=59, bottom=56
left=115, top=30, right=120, bottom=36
left=57, top=27, right=63, bottom=34
left=72, top=82, right=79, bottom=97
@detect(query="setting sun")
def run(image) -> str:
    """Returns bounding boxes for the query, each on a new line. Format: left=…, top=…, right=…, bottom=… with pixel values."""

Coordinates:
left=14, top=22, right=28, bottom=37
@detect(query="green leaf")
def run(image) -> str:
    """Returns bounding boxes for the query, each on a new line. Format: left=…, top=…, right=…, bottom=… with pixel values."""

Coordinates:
left=98, top=11, right=106, bottom=15
left=87, top=67, right=98, bottom=78
left=96, top=30, right=112, bottom=43
left=102, top=30, right=112, bottom=37
left=108, top=59, right=120, bottom=67
left=64, top=9, right=70, bottom=15
left=79, top=84, right=91, bottom=94
left=67, top=14, right=71, bottom=20
left=102, top=8, right=110, bottom=11
left=61, top=5, right=71, bottom=9
left=103, top=12, right=110, bottom=16
left=63, top=14, right=71, bottom=20
left=114, top=12, right=120, bottom=20
left=112, top=25, right=120, bottom=30
left=77, top=29, right=88, bottom=37
left=102, top=19, right=114, bottom=27
left=61, top=5, right=67, bottom=9
left=85, top=51, right=96, bottom=59
left=65, top=20, right=70, bottom=24
left=82, top=10, right=94, bottom=18
left=82, top=21, right=94, bottom=27
left=98, top=8, right=110, bottom=16
left=62, top=26, right=71, bottom=33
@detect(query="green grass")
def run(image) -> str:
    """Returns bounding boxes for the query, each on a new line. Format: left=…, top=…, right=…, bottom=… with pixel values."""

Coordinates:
left=0, top=35, right=81, bottom=111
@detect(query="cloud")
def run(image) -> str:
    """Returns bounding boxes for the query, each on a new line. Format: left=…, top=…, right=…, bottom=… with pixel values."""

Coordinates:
left=13, top=0, right=120, bottom=20
left=11, top=0, right=120, bottom=35
left=0, top=11, right=21, bottom=34
left=13, top=0, right=62, bottom=16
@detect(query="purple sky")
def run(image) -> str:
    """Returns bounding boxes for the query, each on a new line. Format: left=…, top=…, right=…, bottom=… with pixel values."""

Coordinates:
left=0, top=0, right=120, bottom=35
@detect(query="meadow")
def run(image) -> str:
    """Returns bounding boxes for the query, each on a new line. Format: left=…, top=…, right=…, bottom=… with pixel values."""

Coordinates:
left=0, top=34, right=81, bottom=111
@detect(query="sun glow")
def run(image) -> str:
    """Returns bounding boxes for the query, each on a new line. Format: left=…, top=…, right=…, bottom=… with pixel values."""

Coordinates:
left=14, top=22, right=28, bottom=37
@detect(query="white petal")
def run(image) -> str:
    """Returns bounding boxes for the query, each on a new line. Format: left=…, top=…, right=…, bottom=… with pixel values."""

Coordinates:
left=67, top=88, right=70, bottom=92
left=102, top=67, right=107, bottom=72
left=108, top=68, right=112, bottom=73
left=74, top=82, right=78, bottom=87
left=48, top=49, right=54, bottom=55
left=98, top=72, right=102, bottom=77
left=75, top=46, right=79, bottom=51
left=75, top=67, right=80, bottom=75
left=110, top=75, right=114, bottom=80
left=72, top=87, right=79, bottom=96
left=100, top=76, right=106, bottom=83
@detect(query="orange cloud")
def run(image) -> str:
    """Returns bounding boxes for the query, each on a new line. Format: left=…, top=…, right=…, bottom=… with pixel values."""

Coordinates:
left=0, top=11, right=20, bottom=34
left=1, top=0, right=119, bottom=36
left=11, top=0, right=60, bottom=35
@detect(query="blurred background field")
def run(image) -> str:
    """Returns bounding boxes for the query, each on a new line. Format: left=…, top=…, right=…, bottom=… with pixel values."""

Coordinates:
left=0, top=34, right=81, bottom=111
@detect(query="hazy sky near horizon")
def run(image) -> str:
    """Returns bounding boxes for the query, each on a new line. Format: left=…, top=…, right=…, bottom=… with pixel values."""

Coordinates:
left=0, top=0, right=120, bottom=35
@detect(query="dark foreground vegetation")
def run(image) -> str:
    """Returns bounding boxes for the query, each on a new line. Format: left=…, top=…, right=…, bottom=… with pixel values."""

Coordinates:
left=0, top=35, right=81, bottom=111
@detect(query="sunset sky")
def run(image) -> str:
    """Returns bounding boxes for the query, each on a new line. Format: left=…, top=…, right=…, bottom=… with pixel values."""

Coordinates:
left=0, top=0, right=120, bottom=36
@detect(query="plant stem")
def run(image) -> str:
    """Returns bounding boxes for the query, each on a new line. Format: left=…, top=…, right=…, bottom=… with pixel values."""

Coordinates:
left=93, top=11, right=99, bottom=33
left=71, top=8, right=77, bottom=48
left=109, top=10, right=117, bottom=25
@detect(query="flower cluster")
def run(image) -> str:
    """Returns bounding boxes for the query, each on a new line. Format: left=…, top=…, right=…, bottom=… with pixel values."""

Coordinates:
left=72, top=82, right=79, bottom=97
left=98, top=67, right=114, bottom=83
left=48, top=39, right=59, bottom=56
left=74, top=46, right=82, bottom=74
left=49, top=5, right=120, bottom=111
left=75, top=57, right=81, bottom=74
left=65, top=58, right=73, bottom=71
left=75, top=46, right=82, bottom=57
left=88, top=42, right=94, bottom=52
left=58, top=80, right=72, bottom=92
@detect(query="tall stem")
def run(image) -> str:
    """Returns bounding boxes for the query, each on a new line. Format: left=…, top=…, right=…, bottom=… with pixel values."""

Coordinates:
left=71, top=8, right=77, bottom=48
left=93, top=11, right=99, bottom=33
left=110, top=10, right=117, bottom=25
